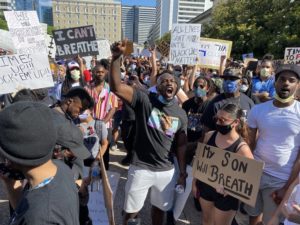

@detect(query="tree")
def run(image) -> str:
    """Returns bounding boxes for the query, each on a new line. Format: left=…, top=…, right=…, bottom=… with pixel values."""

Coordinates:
left=0, top=14, right=8, bottom=31
left=202, top=0, right=300, bottom=59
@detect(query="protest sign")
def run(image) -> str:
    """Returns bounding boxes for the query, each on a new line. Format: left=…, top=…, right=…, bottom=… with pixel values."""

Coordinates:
left=169, top=24, right=202, bottom=65
left=124, top=41, right=134, bottom=56
left=97, top=39, right=111, bottom=59
left=4, top=11, right=47, bottom=54
left=192, top=143, right=264, bottom=207
left=53, top=25, right=98, bottom=59
left=0, top=53, right=54, bottom=94
left=157, top=41, right=170, bottom=57
left=242, top=53, right=254, bottom=60
left=88, top=171, right=120, bottom=225
left=284, top=47, right=300, bottom=64
left=199, top=38, right=232, bottom=69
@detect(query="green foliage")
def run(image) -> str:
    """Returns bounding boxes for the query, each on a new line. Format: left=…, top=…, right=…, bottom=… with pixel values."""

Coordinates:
left=155, top=32, right=171, bottom=45
left=0, top=14, right=8, bottom=31
left=202, top=0, right=300, bottom=59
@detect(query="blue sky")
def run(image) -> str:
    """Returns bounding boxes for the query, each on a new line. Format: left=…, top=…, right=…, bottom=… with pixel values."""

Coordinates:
left=121, top=0, right=156, bottom=7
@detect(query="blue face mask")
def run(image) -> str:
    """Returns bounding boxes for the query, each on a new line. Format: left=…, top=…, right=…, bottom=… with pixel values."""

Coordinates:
left=158, top=95, right=174, bottom=106
left=194, top=87, right=207, bottom=98
left=223, top=80, right=239, bottom=93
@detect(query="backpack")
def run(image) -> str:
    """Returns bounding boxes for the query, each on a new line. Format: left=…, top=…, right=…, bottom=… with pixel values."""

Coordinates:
left=83, top=119, right=105, bottom=166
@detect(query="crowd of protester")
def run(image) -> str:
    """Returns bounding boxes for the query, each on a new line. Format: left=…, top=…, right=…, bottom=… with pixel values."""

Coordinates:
left=0, top=40, right=300, bottom=225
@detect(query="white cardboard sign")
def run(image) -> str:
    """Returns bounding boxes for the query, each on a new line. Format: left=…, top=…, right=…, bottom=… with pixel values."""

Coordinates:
left=169, top=24, right=202, bottom=65
left=4, top=11, right=47, bottom=54
left=0, top=54, right=54, bottom=94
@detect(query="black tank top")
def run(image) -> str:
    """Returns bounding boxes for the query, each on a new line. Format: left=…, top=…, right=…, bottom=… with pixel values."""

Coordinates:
left=207, top=131, right=243, bottom=153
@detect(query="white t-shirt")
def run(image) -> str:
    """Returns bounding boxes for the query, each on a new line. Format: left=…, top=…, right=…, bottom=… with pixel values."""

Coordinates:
left=247, top=100, right=300, bottom=180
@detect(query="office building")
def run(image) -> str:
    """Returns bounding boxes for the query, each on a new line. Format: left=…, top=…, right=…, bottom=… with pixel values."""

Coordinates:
left=150, top=0, right=213, bottom=40
left=0, top=0, right=15, bottom=13
left=122, top=5, right=155, bottom=44
left=53, top=0, right=122, bottom=43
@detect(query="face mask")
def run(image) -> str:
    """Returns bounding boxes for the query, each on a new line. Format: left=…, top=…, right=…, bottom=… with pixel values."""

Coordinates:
left=240, top=84, right=249, bottom=93
left=260, top=68, right=271, bottom=78
left=130, top=64, right=136, bottom=71
left=121, top=72, right=126, bottom=80
left=70, top=69, right=80, bottom=81
left=274, top=93, right=294, bottom=104
left=223, top=80, right=239, bottom=93
left=216, top=123, right=233, bottom=135
left=180, top=79, right=185, bottom=87
left=158, top=95, right=173, bottom=106
left=194, top=87, right=207, bottom=98
left=79, top=113, right=89, bottom=120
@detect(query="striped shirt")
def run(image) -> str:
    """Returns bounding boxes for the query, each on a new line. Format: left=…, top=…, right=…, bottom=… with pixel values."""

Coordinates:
left=85, top=82, right=118, bottom=128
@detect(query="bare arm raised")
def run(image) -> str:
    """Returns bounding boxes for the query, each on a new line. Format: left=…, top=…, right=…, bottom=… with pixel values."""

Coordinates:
left=109, top=40, right=134, bottom=104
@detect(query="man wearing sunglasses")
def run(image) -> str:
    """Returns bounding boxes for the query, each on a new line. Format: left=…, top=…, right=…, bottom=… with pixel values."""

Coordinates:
left=201, top=68, right=254, bottom=132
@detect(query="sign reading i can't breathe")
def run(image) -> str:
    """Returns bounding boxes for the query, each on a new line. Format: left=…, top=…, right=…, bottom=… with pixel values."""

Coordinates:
left=53, top=25, right=99, bottom=59
left=284, top=47, right=300, bottom=64
left=0, top=54, right=54, bottom=94
left=169, top=24, right=202, bottom=65
left=192, top=143, right=264, bottom=207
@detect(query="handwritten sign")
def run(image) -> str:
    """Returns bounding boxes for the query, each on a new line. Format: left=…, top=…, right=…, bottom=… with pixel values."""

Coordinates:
left=192, top=143, right=264, bottom=207
left=4, top=11, right=47, bottom=54
left=0, top=53, right=54, bottom=94
left=169, top=24, right=202, bottom=65
left=199, top=38, right=232, bottom=69
left=53, top=25, right=98, bottom=59
left=284, top=47, right=300, bottom=64
left=88, top=171, right=120, bottom=225
left=157, top=41, right=170, bottom=57
left=97, top=39, right=111, bottom=60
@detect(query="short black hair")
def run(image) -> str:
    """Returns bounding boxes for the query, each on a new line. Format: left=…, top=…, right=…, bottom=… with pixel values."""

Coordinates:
left=65, top=87, right=93, bottom=110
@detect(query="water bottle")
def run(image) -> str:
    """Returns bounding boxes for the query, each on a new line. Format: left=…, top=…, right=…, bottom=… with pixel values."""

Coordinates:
left=175, top=184, right=184, bottom=194
left=90, top=161, right=101, bottom=192
left=127, top=218, right=141, bottom=225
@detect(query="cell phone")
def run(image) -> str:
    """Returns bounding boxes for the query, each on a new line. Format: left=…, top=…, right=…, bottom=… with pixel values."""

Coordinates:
left=0, top=163, right=25, bottom=180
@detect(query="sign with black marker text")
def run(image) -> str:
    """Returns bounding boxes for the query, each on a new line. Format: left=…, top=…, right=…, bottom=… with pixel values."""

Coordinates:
left=284, top=47, right=300, bottom=64
left=0, top=54, right=54, bottom=94
left=170, top=24, right=202, bottom=65
left=4, top=11, right=47, bottom=54
left=53, top=25, right=98, bottom=59
left=192, top=143, right=264, bottom=207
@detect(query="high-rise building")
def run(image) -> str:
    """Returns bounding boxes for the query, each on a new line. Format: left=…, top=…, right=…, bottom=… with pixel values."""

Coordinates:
left=150, top=0, right=213, bottom=40
left=53, top=0, right=122, bottom=43
left=15, top=0, right=53, bottom=26
left=122, top=5, right=155, bottom=44
left=121, top=5, right=134, bottom=41
left=0, top=0, right=16, bottom=14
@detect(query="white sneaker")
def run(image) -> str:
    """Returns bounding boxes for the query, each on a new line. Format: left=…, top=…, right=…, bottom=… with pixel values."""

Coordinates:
left=110, top=145, right=118, bottom=151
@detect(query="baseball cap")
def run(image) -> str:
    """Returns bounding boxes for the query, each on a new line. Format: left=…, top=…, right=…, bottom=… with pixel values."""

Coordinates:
left=67, top=61, right=80, bottom=70
left=0, top=102, right=57, bottom=166
left=51, top=110, right=90, bottom=160
left=275, top=64, right=300, bottom=80
left=222, top=68, right=242, bottom=79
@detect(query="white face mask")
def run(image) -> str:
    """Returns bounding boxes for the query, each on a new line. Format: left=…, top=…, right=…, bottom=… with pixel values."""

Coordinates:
left=260, top=68, right=271, bottom=78
left=78, top=113, right=89, bottom=120
left=180, top=79, right=185, bottom=87
left=121, top=72, right=126, bottom=80
left=70, top=69, right=80, bottom=81
left=240, top=84, right=249, bottom=93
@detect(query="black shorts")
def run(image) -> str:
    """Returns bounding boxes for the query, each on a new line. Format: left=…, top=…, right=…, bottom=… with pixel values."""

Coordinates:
left=196, top=180, right=239, bottom=211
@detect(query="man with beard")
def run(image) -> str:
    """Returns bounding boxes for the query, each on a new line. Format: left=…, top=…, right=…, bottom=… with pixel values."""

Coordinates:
left=244, top=64, right=300, bottom=225
left=85, top=63, right=118, bottom=170
left=109, top=40, right=188, bottom=225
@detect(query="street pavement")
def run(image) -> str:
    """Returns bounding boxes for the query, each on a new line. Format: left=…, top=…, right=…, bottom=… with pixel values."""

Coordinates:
left=0, top=143, right=249, bottom=225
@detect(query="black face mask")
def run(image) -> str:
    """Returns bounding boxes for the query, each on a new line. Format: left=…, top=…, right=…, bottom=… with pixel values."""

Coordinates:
left=215, top=123, right=233, bottom=135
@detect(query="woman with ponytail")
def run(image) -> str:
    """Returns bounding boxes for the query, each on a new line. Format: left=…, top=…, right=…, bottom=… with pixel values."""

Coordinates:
left=192, top=103, right=253, bottom=225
